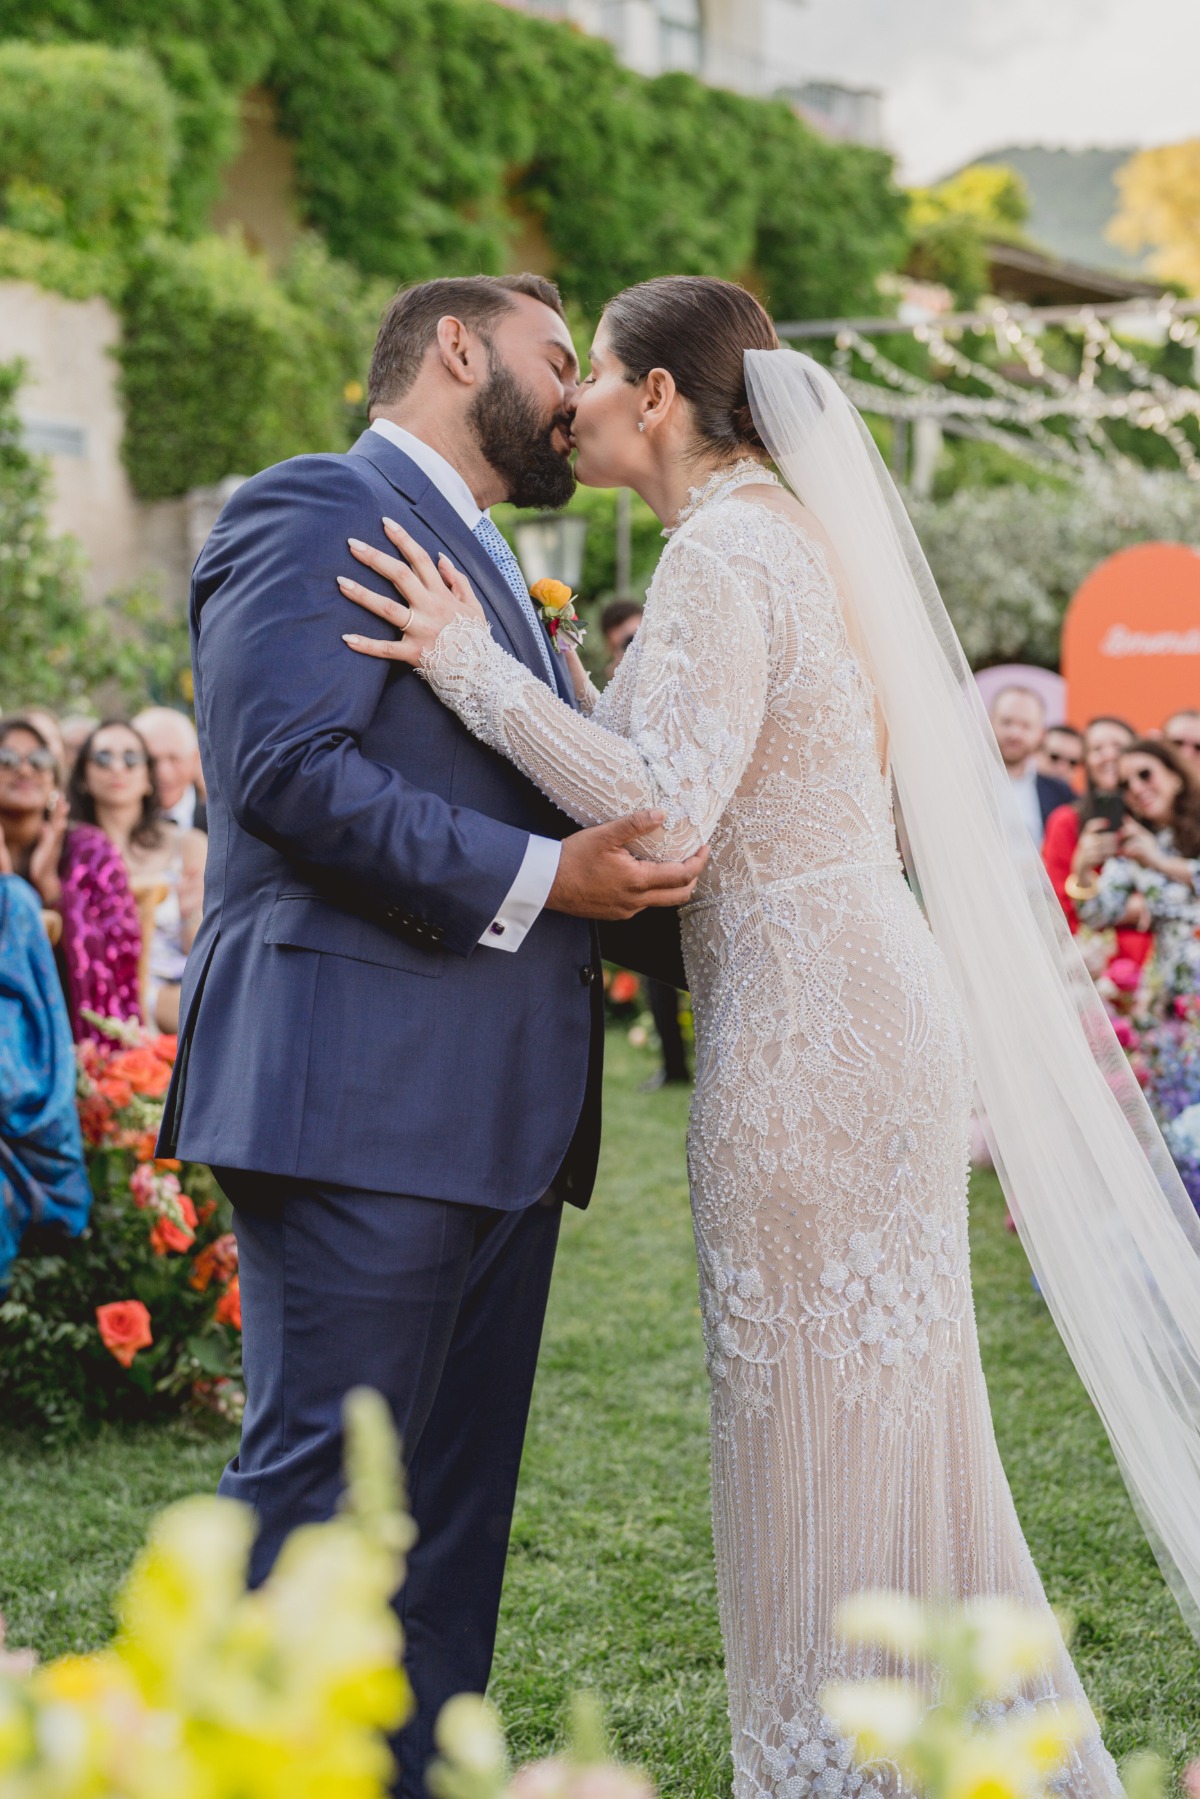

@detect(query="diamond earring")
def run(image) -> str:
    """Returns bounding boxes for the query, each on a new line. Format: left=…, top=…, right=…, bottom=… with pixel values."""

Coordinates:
left=637, top=421, right=645, bottom=433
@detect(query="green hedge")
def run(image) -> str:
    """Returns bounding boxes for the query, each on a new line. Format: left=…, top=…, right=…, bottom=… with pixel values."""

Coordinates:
left=0, top=42, right=175, bottom=249
left=1, top=1, right=906, bottom=320
left=118, top=232, right=388, bottom=498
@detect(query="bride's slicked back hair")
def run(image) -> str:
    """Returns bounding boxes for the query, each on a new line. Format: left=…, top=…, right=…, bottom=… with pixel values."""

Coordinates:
left=602, top=276, right=779, bottom=453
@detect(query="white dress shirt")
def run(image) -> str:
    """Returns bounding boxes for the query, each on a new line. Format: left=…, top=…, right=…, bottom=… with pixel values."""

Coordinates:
left=163, top=785, right=198, bottom=832
left=1010, top=763, right=1044, bottom=845
left=370, top=419, right=561, bottom=951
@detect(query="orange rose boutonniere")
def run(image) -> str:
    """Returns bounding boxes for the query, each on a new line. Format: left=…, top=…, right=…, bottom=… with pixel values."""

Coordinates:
left=529, top=578, right=586, bottom=654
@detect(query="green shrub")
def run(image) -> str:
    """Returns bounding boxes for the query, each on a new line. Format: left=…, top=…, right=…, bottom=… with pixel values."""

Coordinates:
left=0, top=42, right=175, bottom=249
left=117, top=231, right=386, bottom=498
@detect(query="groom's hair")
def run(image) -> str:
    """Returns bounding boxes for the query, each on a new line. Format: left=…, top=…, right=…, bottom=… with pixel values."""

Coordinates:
left=368, top=274, right=566, bottom=411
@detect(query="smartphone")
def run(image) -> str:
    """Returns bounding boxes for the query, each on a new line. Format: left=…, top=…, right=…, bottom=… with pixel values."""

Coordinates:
left=1080, top=792, right=1125, bottom=831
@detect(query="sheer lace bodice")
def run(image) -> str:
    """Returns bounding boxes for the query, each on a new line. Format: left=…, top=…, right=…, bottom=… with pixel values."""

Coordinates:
left=422, top=473, right=1120, bottom=1798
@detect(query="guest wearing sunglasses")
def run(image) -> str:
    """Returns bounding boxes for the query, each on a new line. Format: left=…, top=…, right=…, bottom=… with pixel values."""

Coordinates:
left=1045, top=715, right=1152, bottom=971
left=1164, top=708, right=1200, bottom=781
left=1075, top=739, right=1200, bottom=1002
left=0, top=715, right=141, bottom=1042
left=1037, top=722, right=1084, bottom=787
left=69, top=721, right=207, bottom=1032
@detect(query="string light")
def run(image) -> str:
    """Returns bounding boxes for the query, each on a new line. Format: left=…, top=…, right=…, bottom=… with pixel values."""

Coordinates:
left=826, top=298, right=1200, bottom=481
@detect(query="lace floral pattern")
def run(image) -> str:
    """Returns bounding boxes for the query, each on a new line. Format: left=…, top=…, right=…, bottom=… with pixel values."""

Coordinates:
left=420, top=468, right=1123, bottom=1798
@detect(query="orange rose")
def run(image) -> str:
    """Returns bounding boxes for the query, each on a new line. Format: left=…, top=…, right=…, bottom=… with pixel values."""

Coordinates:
left=610, top=970, right=640, bottom=1005
left=107, top=1047, right=172, bottom=1099
left=132, top=1131, right=158, bottom=1162
left=195, top=1197, right=218, bottom=1224
left=214, top=1276, right=242, bottom=1331
left=96, top=1300, right=153, bottom=1369
left=529, top=578, right=573, bottom=612
left=189, top=1232, right=238, bottom=1293
left=149, top=1034, right=178, bottom=1064
left=149, top=1193, right=198, bottom=1256
left=97, top=1075, right=134, bottom=1109
left=154, top=1158, right=182, bottom=1173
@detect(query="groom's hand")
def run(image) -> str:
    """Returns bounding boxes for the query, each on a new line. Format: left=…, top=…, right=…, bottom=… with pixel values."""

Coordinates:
left=546, top=811, right=708, bottom=920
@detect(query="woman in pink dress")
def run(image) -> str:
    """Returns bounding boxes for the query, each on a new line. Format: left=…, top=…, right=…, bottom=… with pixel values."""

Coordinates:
left=0, top=715, right=141, bottom=1041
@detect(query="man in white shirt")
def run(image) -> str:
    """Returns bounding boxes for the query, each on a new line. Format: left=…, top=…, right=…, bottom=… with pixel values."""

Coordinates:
left=990, top=686, right=1075, bottom=846
left=133, top=706, right=206, bottom=832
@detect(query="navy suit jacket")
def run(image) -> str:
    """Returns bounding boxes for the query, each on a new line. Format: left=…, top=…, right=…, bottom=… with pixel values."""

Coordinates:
left=160, top=430, right=660, bottom=1209
left=1036, top=771, right=1076, bottom=831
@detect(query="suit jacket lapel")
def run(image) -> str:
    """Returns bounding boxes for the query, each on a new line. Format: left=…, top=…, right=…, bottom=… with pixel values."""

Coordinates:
left=348, top=432, right=565, bottom=695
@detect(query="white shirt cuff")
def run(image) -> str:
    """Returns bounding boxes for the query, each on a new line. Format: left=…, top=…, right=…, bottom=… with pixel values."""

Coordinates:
left=478, top=833, right=561, bottom=951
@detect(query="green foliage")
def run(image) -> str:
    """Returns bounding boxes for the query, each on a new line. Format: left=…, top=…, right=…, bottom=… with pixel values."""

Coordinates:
left=0, top=360, right=192, bottom=708
left=1, top=2, right=906, bottom=323
left=117, top=231, right=388, bottom=498
left=0, top=42, right=175, bottom=250
left=905, top=161, right=1031, bottom=306
left=910, top=466, right=1200, bottom=668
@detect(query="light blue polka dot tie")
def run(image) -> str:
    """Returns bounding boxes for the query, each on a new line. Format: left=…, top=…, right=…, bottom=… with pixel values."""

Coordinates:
left=472, top=514, right=556, bottom=685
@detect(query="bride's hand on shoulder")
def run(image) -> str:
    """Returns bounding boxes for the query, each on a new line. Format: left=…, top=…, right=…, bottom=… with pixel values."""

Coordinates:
left=338, top=517, right=486, bottom=667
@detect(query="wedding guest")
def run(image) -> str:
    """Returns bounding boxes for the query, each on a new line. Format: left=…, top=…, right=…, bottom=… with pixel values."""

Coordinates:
left=1044, top=715, right=1152, bottom=968
left=0, top=715, right=141, bottom=1041
left=24, top=708, right=65, bottom=775
left=69, top=720, right=206, bottom=1032
left=0, top=873, right=92, bottom=1290
left=1038, top=723, right=1083, bottom=788
left=989, top=686, right=1074, bottom=845
left=133, top=706, right=206, bottom=832
left=1075, top=740, right=1200, bottom=1003
left=599, top=598, right=643, bottom=678
left=1165, top=708, right=1200, bottom=780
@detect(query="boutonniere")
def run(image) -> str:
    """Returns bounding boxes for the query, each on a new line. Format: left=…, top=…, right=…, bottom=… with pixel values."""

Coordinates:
left=529, top=578, right=586, bottom=654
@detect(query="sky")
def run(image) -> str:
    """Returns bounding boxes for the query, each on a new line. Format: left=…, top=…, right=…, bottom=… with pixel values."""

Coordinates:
left=767, top=0, right=1200, bottom=182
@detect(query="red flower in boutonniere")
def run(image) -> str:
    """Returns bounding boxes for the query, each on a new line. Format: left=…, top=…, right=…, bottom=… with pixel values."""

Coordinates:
left=529, top=578, right=586, bottom=654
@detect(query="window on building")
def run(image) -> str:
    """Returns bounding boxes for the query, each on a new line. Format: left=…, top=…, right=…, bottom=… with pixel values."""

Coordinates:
left=657, top=0, right=702, bottom=73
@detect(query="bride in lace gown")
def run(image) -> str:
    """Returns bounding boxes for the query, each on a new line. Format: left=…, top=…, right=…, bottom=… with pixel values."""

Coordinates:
left=339, top=277, right=1167, bottom=1796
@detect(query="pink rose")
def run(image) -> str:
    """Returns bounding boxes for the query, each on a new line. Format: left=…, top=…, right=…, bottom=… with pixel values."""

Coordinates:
left=1111, top=1015, right=1137, bottom=1050
left=1106, top=957, right=1143, bottom=994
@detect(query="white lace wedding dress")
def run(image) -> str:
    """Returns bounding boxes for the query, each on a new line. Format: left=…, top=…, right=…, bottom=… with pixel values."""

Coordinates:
left=421, top=463, right=1122, bottom=1797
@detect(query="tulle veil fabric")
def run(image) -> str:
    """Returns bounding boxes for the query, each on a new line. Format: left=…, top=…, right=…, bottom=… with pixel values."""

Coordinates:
left=745, top=346, right=1200, bottom=1645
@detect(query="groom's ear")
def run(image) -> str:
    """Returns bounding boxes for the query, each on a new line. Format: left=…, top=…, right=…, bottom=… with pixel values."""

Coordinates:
left=435, top=315, right=485, bottom=387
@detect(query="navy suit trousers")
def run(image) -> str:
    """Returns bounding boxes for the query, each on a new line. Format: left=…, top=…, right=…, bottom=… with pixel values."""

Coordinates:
left=214, top=1169, right=562, bottom=1798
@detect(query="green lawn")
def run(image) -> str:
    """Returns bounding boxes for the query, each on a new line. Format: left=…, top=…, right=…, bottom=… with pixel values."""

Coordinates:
left=1, top=1032, right=1197, bottom=1789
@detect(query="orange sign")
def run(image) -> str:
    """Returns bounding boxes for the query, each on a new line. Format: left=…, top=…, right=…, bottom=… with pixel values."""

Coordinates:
left=1062, top=542, right=1200, bottom=733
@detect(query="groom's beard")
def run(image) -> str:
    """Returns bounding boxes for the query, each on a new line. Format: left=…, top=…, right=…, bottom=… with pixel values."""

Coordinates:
left=470, top=358, right=576, bottom=511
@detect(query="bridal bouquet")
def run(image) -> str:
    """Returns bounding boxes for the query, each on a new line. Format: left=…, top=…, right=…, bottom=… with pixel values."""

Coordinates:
left=0, top=1017, right=242, bottom=1432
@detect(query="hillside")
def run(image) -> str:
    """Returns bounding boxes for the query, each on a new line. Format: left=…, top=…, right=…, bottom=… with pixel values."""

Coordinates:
left=970, top=145, right=1145, bottom=274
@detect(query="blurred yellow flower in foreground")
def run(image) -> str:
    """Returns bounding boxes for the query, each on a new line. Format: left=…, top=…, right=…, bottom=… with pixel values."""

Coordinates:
left=823, top=1592, right=1093, bottom=1799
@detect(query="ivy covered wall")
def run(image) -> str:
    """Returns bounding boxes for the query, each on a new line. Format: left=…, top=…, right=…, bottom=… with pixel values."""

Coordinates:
left=0, top=0, right=906, bottom=323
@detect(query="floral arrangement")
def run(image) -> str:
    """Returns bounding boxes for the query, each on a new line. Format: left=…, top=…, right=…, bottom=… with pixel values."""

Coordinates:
left=822, top=1591, right=1092, bottom=1799
left=529, top=579, right=586, bottom=655
left=0, top=1017, right=242, bottom=1433
left=0, top=1390, right=654, bottom=1799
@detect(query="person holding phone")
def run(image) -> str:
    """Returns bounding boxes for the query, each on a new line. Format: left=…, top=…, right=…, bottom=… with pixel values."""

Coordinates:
left=0, top=715, right=142, bottom=1041
left=1073, top=739, right=1200, bottom=990
left=1042, top=715, right=1152, bottom=967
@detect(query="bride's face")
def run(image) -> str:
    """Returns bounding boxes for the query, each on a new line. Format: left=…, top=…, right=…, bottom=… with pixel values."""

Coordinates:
left=570, top=320, right=650, bottom=489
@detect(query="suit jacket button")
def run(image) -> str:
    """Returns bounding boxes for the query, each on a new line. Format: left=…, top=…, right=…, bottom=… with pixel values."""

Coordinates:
left=580, top=964, right=596, bottom=985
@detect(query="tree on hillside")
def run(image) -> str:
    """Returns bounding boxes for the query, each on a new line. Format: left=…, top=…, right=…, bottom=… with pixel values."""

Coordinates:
left=1110, top=140, right=1200, bottom=294
left=905, top=162, right=1031, bottom=304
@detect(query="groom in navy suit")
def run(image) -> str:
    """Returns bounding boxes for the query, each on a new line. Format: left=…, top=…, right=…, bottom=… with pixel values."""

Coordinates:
left=160, top=274, right=701, bottom=1795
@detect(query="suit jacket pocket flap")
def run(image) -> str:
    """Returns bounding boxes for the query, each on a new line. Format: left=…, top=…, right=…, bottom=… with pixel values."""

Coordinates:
left=265, top=895, right=448, bottom=977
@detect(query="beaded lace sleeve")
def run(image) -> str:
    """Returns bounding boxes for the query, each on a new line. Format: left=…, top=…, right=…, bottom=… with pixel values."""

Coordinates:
left=420, top=534, right=769, bottom=861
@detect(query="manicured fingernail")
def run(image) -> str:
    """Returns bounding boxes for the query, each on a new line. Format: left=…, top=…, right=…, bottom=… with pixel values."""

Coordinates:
left=337, top=576, right=354, bottom=590
left=342, top=633, right=362, bottom=644
left=383, top=517, right=399, bottom=530
left=348, top=537, right=367, bottom=551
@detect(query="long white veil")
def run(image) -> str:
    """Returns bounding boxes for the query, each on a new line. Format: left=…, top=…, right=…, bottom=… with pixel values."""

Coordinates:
left=745, top=346, right=1200, bottom=1644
